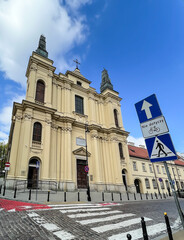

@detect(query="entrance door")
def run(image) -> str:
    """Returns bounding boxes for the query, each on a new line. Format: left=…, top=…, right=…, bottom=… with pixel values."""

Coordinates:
left=27, top=159, right=39, bottom=189
left=134, top=179, right=141, bottom=193
left=122, top=169, right=128, bottom=191
left=77, top=159, right=87, bottom=189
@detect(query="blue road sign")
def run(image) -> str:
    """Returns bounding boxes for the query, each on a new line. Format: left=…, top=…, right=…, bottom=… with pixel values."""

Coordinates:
left=135, top=94, right=162, bottom=123
left=145, top=133, right=177, bottom=162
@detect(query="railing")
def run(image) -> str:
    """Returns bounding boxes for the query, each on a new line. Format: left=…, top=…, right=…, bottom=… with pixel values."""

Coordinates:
left=14, top=179, right=57, bottom=192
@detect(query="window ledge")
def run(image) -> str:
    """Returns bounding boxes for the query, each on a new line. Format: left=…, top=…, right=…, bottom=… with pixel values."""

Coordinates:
left=73, top=111, right=87, bottom=118
left=35, top=100, right=45, bottom=105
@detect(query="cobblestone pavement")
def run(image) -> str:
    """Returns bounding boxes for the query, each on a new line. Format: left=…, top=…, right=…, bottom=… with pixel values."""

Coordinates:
left=0, top=198, right=184, bottom=240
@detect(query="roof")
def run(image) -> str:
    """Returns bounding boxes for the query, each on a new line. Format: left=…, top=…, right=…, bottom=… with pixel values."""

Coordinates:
left=128, top=145, right=149, bottom=160
left=174, top=159, right=184, bottom=166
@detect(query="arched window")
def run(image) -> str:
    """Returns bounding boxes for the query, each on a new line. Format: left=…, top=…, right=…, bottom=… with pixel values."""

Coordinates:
left=114, top=109, right=119, bottom=127
left=35, top=80, right=45, bottom=103
left=32, top=122, right=42, bottom=142
left=119, top=143, right=124, bottom=159
left=145, top=178, right=150, bottom=189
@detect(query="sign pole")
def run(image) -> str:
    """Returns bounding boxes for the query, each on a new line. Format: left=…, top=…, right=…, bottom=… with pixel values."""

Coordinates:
left=164, top=162, right=184, bottom=229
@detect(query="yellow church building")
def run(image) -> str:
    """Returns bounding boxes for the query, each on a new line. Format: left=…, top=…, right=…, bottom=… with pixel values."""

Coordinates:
left=7, top=35, right=136, bottom=193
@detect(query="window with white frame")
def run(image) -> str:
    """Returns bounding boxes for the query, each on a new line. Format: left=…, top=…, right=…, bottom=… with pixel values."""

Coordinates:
left=162, top=166, right=166, bottom=174
left=177, top=168, right=181, bottom=176
left=152, top=179, right=157, bottom=189
left=160, top=181, right=165, bottom=189
left=133, top=161, right=137, bottom=171
left=149, top=164, right=153, bottom=173
left=142, top=163, right=146, bottom=172
left=156, top=165, right=160, bottom=174
left=145, top=178, right=150, bottom=189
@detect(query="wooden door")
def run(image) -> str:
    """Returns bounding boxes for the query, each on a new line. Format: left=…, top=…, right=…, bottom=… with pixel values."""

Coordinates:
left=77, top=160, right=87, bottom=189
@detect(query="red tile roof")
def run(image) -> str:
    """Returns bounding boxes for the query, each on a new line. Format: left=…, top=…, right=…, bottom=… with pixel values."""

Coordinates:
left=174, top=159, right=184, bottom=166
left=128, top=145, right=149, bottom=160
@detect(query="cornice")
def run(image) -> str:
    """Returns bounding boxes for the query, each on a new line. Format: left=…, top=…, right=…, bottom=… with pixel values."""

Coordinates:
left=26, top=52, right=56, bottom=77
left=65, top=70, right=91, bottom=84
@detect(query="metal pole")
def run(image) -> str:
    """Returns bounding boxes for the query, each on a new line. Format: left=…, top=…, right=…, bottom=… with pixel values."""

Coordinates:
left=85, top=124, right=91, bottom=201
left=152, top=163, right=161, bottom=195
left=164, top=162, right=184, bottom=229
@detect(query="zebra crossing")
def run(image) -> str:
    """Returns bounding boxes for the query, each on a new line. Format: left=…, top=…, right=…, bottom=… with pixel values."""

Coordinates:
left=27, top=203, right=168, bottom=239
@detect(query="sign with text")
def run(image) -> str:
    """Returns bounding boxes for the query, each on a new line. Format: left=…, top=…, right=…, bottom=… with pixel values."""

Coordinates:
left=76, top=138, right=86, bottom=147
left=140, top=116, right=169, bottom=138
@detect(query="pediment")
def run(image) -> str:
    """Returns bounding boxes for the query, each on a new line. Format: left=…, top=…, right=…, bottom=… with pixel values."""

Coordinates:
left=73, top=147, right=91, bottom=157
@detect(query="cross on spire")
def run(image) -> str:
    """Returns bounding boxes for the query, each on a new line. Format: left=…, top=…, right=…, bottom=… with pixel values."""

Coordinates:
left=73, top=59, right=80, bottom=69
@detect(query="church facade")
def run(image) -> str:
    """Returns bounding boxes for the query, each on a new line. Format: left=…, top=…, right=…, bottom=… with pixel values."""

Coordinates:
left=7, top=35, right=135, bottom=192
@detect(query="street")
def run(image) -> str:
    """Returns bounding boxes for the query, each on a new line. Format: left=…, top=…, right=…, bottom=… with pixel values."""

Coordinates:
left=0, top=198, right=184, bottom=240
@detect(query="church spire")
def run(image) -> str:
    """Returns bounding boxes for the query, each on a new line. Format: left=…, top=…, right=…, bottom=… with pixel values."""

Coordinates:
left=100, top=68, right=113, bottom=93
left=36, top=35, right=48, bottom=58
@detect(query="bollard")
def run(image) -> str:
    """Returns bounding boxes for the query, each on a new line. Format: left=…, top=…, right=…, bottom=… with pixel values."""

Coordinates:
left=3, top=185, right=6, bottom=196
left=160, top=193, right=162, bottom=199
left=111, top=192, right=114, bottom=201
left=29, top=189, right=31, bottom=200
left=127, top=191, right=129, bottom=200
left=64, top=191, right=66, bottom=202
left=134, top=193, right=136, bottom=200
left=78, top=191, right=80, bottom=202
left=14, top=187, right=17, bottom=198
left=127, top=234, right=132, bottom=239
left=141, top=217, right=149, bottom=240
left=164, top=212, right=173, bottom=240
left=140, top=192, right=142, bottom=200
left=155, top=192, right=158, bottom=199
left=151, top=193, right=153, bottom=199
left=146, top=193, right=148, bottom=200
left=0, top=185, right=2, bottom=194
left=47, top=190, right=50, bottom=202
left=102, top=192, right=104, bottom=201
left=120, top=192, right=122, bottom=201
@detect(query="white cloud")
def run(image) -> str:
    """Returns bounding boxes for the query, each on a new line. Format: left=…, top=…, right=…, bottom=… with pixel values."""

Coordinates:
left=0, top=94, right=24, bottom=141
left=0, top=0, right=91, bottom=88
left=127, top=135, right=146, bottom=147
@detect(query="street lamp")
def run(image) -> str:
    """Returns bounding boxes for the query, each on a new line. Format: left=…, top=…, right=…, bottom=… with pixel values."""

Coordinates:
left=85, top=124, right=91, bottom=201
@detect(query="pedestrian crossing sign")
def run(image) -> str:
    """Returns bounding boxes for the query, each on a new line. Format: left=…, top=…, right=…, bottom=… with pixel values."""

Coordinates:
left=145, top=133, right=177, bottom=162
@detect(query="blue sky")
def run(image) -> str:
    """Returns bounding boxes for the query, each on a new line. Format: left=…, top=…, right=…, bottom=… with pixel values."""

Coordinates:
left=0, top=0, right=184, bottom=154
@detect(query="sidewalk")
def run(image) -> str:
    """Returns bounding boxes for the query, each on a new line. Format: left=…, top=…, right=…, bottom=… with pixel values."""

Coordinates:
left=0, top=188, right=172, bottom=204
left=159, top=230, right=184, bottom=240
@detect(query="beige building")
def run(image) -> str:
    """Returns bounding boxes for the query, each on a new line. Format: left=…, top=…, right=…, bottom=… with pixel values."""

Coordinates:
left=7, top=35, right=136, bottom=192
left=127, top=142, right=184, bottom=195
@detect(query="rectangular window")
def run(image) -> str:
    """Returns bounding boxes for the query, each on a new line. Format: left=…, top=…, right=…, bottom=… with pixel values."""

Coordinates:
left=160, top=181, right=165, bottom=189
left=162, top=166, right=166, bottom=174
left=145, top=179, right=150, bottom=189
left=172, top=168, right=175, bottom=176
left=133, top=162, right=137, bottom=171
left=75, top=95, right=84, bottom=114
left=142, top=163, right=146, bottom=172
left=178, top=168, right=181, bottom=176
left=156, top=165, right=160, bottom=174
left=152, top=179, right=157, bottom=189
left=149, top=164, right=153, bottom=173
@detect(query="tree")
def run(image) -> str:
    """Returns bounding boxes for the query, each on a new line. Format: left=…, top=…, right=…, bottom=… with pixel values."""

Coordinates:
left=0, top=142, right=8, bottom=177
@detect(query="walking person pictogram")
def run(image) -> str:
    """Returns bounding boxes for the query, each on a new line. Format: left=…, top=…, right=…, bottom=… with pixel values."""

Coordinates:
left=156, top=140, right=167, bottom=157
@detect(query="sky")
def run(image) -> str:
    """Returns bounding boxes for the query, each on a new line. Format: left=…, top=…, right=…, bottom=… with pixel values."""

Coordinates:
left=0, top=0, right=184, bottom=154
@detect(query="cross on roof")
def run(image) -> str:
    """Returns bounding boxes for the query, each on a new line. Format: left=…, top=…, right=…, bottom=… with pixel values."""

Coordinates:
left=73, top=59, right=80, bottom=69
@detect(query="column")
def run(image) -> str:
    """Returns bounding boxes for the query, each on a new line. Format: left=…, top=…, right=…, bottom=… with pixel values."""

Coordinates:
left=91, top=131, right=102, bottom=183
left=57, top=86, right=61, bottom=112
left=8, top=116, right=21, bottom=178
left=42, top=115, right=51, bottom=180
left=16, top=111, right=32, bottom=178
left=26, top=63, right=37, bottom=102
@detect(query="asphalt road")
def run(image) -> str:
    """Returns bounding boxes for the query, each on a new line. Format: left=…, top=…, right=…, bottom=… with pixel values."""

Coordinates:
left=0, top=198, right=184, bottom=240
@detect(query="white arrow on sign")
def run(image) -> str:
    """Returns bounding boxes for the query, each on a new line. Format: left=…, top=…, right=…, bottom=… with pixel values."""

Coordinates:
left=141, top=100, right=152, bottom=119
